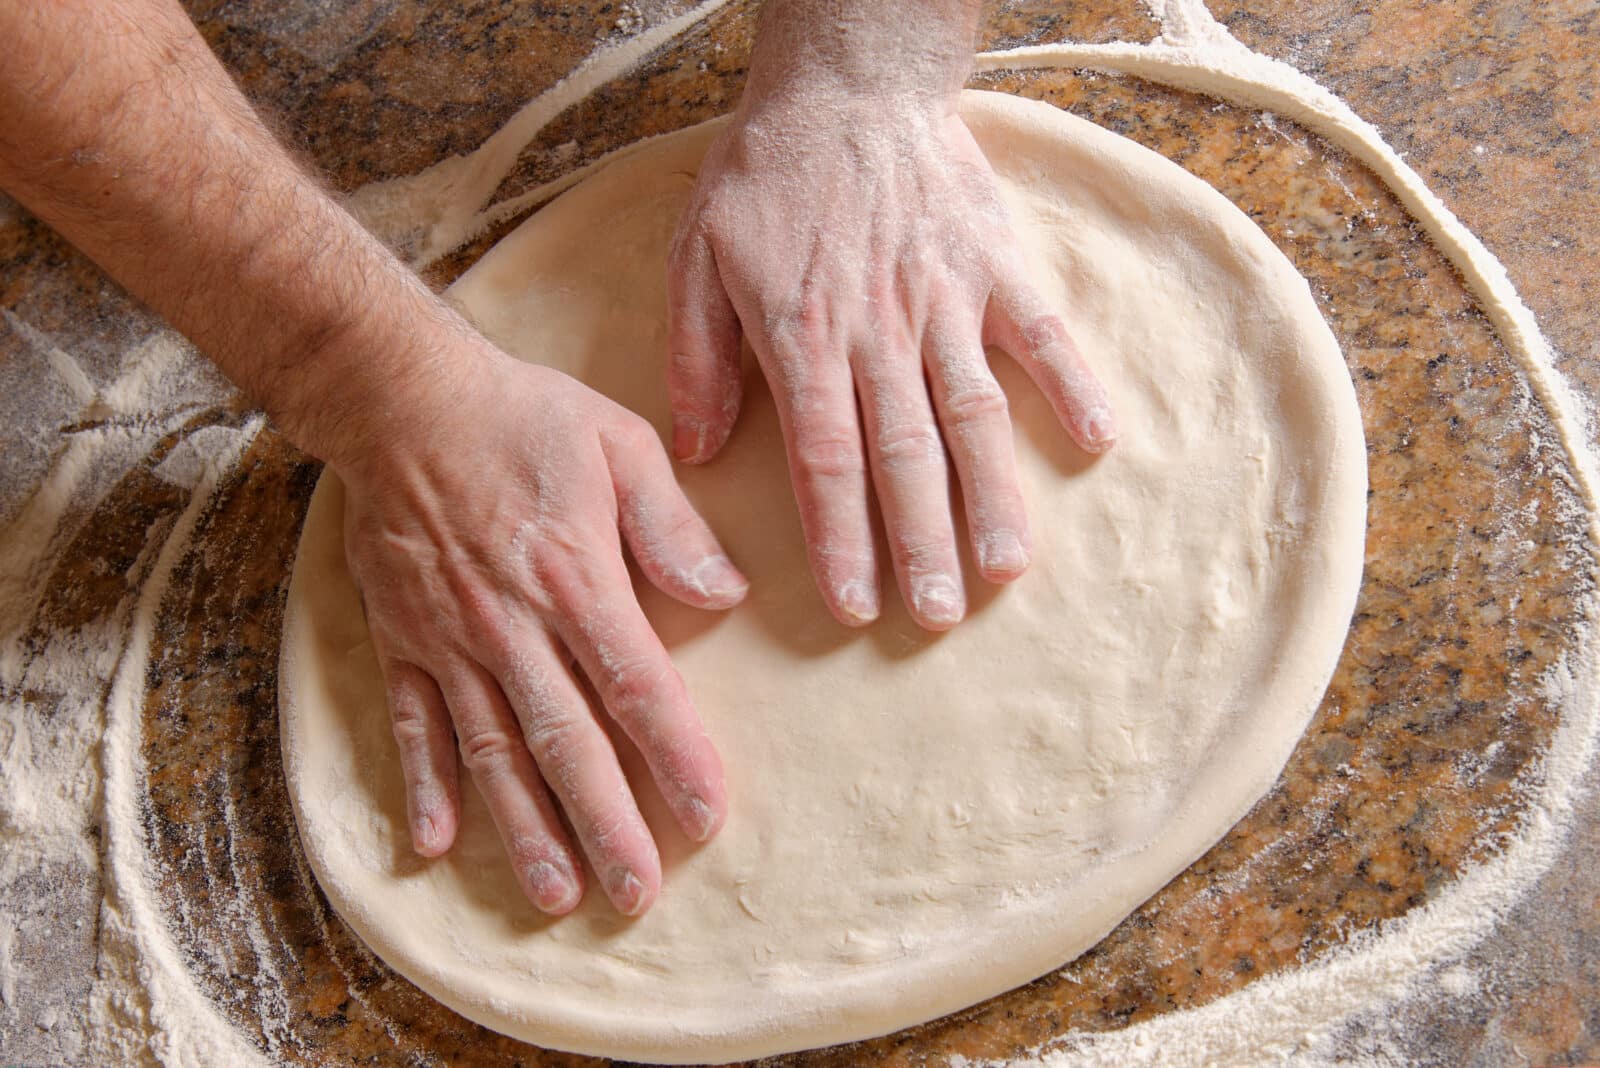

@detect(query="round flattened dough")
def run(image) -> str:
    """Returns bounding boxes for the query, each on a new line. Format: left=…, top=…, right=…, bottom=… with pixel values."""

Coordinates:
left=280, top=90, right=1366, bottom=1063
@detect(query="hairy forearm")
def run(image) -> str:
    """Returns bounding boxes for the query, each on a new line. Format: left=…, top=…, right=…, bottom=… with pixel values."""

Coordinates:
left=0, top=0, right=474, bottom=467
left=745, top=0, right=984, bottom=104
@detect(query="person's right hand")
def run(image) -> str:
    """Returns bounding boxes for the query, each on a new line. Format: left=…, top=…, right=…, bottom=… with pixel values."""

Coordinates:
left=666, top=95, right=1116, bottom=632
left=334, top=342, right=748, bottom=918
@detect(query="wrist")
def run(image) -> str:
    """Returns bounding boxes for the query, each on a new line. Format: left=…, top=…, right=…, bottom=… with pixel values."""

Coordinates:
left=742, top=0, right=980, bottom=110
left=282, top=306, right=502, bottom=478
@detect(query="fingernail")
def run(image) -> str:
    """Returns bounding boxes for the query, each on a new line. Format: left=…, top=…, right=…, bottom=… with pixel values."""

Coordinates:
left=685, top=796, right=720, bottom=842
left=1084, top=408, right=1117, bottom=450
left=610, top=868, right=648, bottom=916
left=912, top=574, right=964, bottom=628
left=527, top=859, right=579, bottom=913
left=979, top=531, right=1029, bottom=575
left=835, top=580, right=879, bottom=625
left=697, top=554, right=748, bottom=603
left=673, top=414, right=708, bottom=462
left=414, top=812, right=440, bottom=853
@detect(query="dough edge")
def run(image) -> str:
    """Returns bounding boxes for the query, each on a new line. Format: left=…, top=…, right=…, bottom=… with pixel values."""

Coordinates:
left=278, top=89, right=1367, bottom=1063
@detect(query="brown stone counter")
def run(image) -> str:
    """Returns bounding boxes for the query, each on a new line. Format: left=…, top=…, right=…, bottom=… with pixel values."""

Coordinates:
left=2, top=2, right=1597, bottom=1064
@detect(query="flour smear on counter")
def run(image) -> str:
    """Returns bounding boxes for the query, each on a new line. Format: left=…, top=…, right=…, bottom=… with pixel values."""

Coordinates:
left=0, top=1, right=1594, bottom=1064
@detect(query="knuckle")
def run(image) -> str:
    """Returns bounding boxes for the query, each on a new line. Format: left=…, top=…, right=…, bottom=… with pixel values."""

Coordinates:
left=611, top=410, right=662, bottom=454
left=521, top=710, right=580, bottom=772
left=458, top=724, right=521, bottom=778
left=789, top=291, right=831, bottom=335
left=533, top=550, right=607, bottom=610
left=449, top=583, right=509, bottom=647
left=1021, top=313, right=1071, bottom=356
left=770, top=304, right=842, bottom=370
left=605, top=655, right=673, bottom=717
left=942, top=384, right=1009, bottom=426
left=814, top=540, right=874, bottom=578
left=889, top=529, right=954, bottom=574
left=793, top=427, right=865, bottom=483
left=389, top=700, right=434, bottom=749
left=647, top=506, right=706, bottom=551
left=385, top=667, right=444, bottom=757
left=507, top=834, right=560, bottom=869
left=874, top=422, right=944, bottom=468
left=584, top=804, right=635, bottom=852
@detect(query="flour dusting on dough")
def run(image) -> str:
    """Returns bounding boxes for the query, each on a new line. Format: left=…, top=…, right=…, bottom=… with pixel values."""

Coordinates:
left=1, top=1, right=1595, bottom=1064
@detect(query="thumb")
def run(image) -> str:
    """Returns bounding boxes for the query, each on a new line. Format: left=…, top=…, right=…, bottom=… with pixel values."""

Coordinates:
left=665, top=229, right=743, bottom=463
left=984, top=249, right=1116, bottom=454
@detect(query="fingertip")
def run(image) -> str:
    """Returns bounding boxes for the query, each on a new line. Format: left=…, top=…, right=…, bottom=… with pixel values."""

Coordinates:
left=608, top=865, right=659, bottom=918
left=668, top=355, right=740, bottom=466
left=410, top=789, right=458, bottom=857
left=684, top=794, right=726, bottom=843
left=909, top=573, right=965, bottom=631
left=660, top=717, right=728, bottom=844
left=671, top=553, right=749, bottom=610
left=412, top=812, right=447, bottom=858
left=976, top=529, right=1031, bottom=583
left=526, top=856, right=584, bottom=915
left=701, top=553, right=750, bottom=606
left=831, top=578, right=880, bottom=627
left=1078, top=405, right=1118, bottom=453
left=672, top=412, right=711, bottom=464
left=707, top=583, right=749, bottom=611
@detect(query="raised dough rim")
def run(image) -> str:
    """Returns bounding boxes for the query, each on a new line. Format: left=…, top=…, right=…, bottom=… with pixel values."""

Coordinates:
left=278, top=89, right=1368, bottom=1063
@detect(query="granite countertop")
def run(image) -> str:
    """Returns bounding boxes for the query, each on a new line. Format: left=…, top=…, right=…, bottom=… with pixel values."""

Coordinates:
left=2, top=1, right=1597, bottom=1064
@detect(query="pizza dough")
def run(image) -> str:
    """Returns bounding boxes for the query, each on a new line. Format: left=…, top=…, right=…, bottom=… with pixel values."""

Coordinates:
left=279, top=90, right=1366, bottom=1062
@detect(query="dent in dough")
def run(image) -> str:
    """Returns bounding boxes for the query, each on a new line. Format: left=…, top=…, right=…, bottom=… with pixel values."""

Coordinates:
left=278, top=90, right=1366, bottom=1064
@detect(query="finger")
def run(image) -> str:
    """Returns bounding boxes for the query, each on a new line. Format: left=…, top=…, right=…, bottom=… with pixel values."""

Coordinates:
left=380, top=656, right=461, bottom=857
left=665, top=230, right=743, bottom=463
left=601, top=416, right=750, bottom=611
left=985, top=254, right=1117, bottom=453
left=548, top=560, right=729, bottom=850
left=492, top=630, right=662, bottom=917
left=763, top=338, right=880, bottom=625
left=854, top=340, right=967, bottom=630
left=442, top=658, right=586, bottom=915
left=924, top=311, right=1032, bottom=583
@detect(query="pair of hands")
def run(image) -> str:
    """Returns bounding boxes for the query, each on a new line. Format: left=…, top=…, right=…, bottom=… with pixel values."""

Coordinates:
left=0, top=0, right=1114, bottom=919
left=340, top=95, right=1115, bottom=917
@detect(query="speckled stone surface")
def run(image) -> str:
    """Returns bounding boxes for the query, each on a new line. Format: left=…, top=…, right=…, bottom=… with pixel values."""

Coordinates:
left=3, top=1, right=1599, bottom=1065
